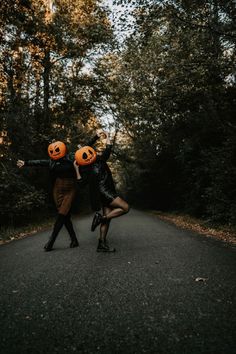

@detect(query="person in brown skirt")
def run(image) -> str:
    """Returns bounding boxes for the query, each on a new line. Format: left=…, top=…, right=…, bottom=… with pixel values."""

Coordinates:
left=17, top=133, right=101, bottom=251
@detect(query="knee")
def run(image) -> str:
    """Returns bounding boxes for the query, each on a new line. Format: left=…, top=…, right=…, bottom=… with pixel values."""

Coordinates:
left=123, top=203, right=130, bottom=214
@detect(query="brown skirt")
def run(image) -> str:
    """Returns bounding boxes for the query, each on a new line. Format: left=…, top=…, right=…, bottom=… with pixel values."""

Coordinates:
left=53, top=178, right=77, bottom=215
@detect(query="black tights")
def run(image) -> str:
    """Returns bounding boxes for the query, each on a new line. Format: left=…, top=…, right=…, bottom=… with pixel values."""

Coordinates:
left=64, top=213, right=77, bottom=241
left=44, top=213, right=78, bottom=250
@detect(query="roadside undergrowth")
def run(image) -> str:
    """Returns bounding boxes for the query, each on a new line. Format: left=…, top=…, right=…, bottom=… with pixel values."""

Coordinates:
left=0, top=210, right=90, bottom=245
left=153, top=211, right=236, bottom=246
left=0, top=218, right=54, bottom=245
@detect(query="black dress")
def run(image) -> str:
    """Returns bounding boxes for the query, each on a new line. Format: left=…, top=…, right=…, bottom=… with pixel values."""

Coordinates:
left=80, top=144, right=118, bottom=211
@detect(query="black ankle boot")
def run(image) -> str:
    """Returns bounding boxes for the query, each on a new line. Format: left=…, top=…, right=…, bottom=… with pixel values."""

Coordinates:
left=70, top=239, right=79, bottom=248
left=91, top=212, right=103, bottom=231
left=96, top=239, right=116, bottom=253
left=44, top=242, right=53, bottom=252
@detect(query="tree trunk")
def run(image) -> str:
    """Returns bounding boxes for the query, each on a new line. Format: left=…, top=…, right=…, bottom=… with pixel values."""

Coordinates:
left=43, top=49, right=51, bottom=126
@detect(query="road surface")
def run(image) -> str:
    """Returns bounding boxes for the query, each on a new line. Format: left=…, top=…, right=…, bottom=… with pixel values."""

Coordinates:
left=0, top=209, right=235, bottom=354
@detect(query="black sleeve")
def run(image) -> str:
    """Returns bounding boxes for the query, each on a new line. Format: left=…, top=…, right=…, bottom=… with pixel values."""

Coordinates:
left=76, top=177, right=88, bottom=187
left=85, top=134, right=99, bottom=147
left=76, top=169, right=89, bottom=186
left=25, top=159, right=50, bottom=167
left=100, top=144, right=112, bottom=162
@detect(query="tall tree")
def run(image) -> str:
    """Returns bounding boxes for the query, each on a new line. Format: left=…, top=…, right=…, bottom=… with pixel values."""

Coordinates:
left=96, top=0, right=236, bottom=222
left=0, top=0, right=113, bottom=226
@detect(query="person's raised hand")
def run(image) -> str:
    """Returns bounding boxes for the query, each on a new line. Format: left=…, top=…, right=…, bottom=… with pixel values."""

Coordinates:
left=96, top=129, right=107, bottom=139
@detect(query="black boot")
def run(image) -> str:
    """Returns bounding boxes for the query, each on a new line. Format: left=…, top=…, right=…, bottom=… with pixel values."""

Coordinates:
left=44, top=214, right=66, bottom=251
left=104, top=239, right=116, bottom=252
left=64, top=214, right=79, bottom=248
left=91, top=213, right=108, bottom=232
left=96, top=239, right=116, bottom=253
left=91, top=212, right=102, bottom=231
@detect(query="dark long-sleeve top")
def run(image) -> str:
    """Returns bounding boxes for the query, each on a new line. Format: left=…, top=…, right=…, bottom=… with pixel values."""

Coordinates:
left=24, top=135, right=99, bottom=180
left=25, top=154, right=76, bottom=179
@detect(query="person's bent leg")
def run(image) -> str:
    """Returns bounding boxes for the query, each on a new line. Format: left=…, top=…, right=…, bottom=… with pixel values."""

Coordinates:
left=103, top=197, right=129, bottom=221
left=99, top=207, right=111, bottom=242
left=64, top=213, right=79, bottom=248
left=44, top=213, right=66, bottom=251
left=91, top=197, right=130, bottom=232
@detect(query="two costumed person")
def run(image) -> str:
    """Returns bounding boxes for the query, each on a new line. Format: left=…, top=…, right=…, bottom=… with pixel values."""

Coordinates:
left=17, top=130, right=129, bottom=252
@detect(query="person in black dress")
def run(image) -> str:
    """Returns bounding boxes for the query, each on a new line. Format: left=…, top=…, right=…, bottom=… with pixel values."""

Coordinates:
left=74, top=131, right=130, bottom=252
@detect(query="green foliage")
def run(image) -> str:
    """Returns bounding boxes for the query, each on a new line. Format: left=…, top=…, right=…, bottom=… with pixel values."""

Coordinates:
left=0, top=161, right=47, bottom=225
left=96, top=0, right=236, bottom=224
left=1, top=0, right=236, bottom=228
left=0, top=0, right=113, bottom=227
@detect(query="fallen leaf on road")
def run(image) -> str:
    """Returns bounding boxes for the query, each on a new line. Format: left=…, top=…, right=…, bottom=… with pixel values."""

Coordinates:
left=195, top=277, right=208, bottom=282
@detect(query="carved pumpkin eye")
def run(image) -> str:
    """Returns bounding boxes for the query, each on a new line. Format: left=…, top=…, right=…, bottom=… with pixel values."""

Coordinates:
left=82, top=152, right=88, bottom=159
left=55, top=147, right=60, bottom=152
left=50, top=150, right=53, bottom=154
left=88, top=149, right=93, bottom=154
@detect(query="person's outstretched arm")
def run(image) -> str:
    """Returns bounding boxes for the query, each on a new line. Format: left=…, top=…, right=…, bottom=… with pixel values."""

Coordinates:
left=17, top=159, right=50, bottom=168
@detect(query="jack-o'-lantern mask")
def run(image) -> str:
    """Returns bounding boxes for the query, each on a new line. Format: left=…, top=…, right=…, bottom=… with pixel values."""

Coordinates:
left=75, top=146, right=97, bottom=166
left=48, top=141, right=66, bottom=160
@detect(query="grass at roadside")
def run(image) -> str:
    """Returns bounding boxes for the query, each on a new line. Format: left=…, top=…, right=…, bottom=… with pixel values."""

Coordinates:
left=152, top=211, right=236, bottom=246
left=0, top=217, right=54, bottom=245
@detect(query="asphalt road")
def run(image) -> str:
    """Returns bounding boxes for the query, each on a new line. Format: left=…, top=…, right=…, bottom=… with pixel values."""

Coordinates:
left=0, top=209, right=235, bottom=354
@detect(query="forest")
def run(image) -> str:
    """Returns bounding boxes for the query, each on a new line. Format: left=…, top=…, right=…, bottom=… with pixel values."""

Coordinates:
left=0, top=0, right=236, bottom=230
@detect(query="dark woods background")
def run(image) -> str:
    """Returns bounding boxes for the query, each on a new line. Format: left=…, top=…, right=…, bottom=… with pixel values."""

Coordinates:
left=1, top=0, right=236, bottom=228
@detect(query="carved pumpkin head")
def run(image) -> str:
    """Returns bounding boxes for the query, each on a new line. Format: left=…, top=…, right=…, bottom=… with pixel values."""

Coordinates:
left=48, top=141, right=67, bottom=160
left=75, top=146, right=97, bottom=166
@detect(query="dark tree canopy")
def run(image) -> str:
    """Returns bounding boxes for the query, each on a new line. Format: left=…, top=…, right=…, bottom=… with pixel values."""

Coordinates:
left=95, top=0, right=236, bottom=223
left=0, top=0, right=113, bottom=225
left=1, top=0, right=236, bottom=227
